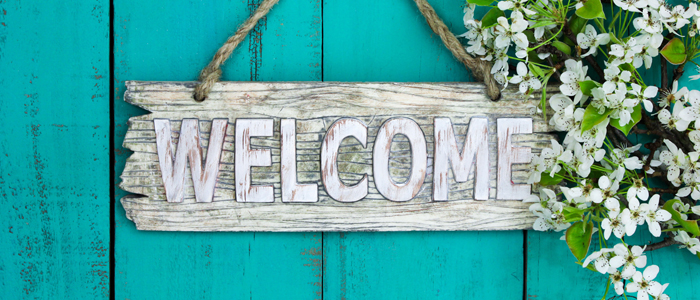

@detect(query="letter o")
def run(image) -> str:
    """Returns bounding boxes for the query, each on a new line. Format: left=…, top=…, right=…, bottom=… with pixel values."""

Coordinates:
left=373, top=117, right=427, bottom=202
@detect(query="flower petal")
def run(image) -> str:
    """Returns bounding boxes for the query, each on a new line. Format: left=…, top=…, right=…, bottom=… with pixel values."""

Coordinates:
left=643, top=265, right=659, bottom=281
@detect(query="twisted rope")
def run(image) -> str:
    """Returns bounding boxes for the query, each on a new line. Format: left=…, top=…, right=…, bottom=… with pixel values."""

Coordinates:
left=194, top=0, right=501, bottom=101
left=411, top=0, right=501, bottom=100
left=193, top=0, right=280, bottom=101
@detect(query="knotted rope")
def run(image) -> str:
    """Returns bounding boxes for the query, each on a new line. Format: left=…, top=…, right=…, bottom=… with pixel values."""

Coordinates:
left=193, top=0, right=501, bottom=101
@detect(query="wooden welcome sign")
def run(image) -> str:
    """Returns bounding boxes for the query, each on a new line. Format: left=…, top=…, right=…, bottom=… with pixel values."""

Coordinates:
left=120, top=81, right=554, bottom=231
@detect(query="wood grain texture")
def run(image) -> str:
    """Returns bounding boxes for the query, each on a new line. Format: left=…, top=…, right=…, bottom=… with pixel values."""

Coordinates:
left=113, top=0, right=323, bottom=299
left=0, top=1, right=110, bottom=298
left=119, top=81, right=555, bottom=231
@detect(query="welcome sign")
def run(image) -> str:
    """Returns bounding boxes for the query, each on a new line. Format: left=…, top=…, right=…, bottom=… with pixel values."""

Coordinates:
left=120, top=81, right=554, bottom=231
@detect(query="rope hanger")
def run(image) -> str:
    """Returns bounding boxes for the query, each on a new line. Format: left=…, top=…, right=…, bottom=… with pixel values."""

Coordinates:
left=192, top=0, right=501, bottom=102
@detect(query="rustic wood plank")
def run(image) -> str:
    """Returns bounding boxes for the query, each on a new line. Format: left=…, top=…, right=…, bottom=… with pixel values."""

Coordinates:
left=0, top=1, right=110, bottom=298
left=119, top=81, right=556, bottom=231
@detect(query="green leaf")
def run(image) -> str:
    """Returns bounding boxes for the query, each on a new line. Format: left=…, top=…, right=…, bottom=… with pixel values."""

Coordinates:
left=523, top=30, right=537, bottom=43
left=528, top=50, right=545, bottom=64
left=529, top=64, right=546, bottom=78
left=566, top=222, right=594, bottom=262
left=661, top=38, right=687, bottom=65
left=467, top=0, right=494, bottom=6
left=531, top=20, right=558, bottom=28
left=619, top=63, right=635, bottom=72
left=569, top=14, right=588, bottom=34
left=481, top=8, right=505, bottom=29
left=552, top=41, right=572, bottom=55
left=611, top=103, right=642, bottom=135
left=563, top=206, right=585, bottom=223
left=578, top=80, right=600, bottom=96
left=539, top=170, right=565, bottom=186
left=575, top=0, right=605, bottom=20
left=663, top=199, right=700, bottom=236
left=581, top=105, right=610, bottom=132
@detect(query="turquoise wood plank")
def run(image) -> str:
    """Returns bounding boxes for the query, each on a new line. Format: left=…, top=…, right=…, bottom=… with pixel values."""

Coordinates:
left=324, top=0, right=474, bottom=82
left=526, top=231, right=605, bottom=298
left=322, top=0, right=523, bottom=298
left=113, top=1, right=322, bottom=299
left=0, top=1, right=110, bottom=299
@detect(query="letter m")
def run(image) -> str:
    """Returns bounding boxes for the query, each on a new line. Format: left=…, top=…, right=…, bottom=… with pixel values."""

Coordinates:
left=433, top=117, right=489, bottom=200
left=153, top=119, right=228, bottom=203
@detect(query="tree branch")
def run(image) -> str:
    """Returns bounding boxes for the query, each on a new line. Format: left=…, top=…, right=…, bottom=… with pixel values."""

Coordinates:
left=645, top=237, right=681, bottom=251
left=661, top=58, right=668, bottom=90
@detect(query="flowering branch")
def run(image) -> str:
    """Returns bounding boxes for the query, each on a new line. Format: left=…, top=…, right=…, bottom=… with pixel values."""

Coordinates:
left=457, top=0, right=700, bottom=298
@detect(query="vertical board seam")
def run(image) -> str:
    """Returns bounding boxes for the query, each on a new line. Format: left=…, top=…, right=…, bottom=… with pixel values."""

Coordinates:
left=109, top=0, right=116, bottom=298
left=522, top=230, right=527, bottom=300
left=321, top=0, right=325, bottom=298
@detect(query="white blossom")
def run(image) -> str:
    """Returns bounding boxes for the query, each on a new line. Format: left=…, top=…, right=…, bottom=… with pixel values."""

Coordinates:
left=526, top=189, right=571, bottom=231
left=494, top=11, right=528, bottom=49
left=613, top=0, right=647, bottom=12
left=627, top=196, right=647, bottom=229
left=626, top=265, right=664, bottom=300
left=679, top=90, right=700, bottom=127
left=628, top=178, right=650, bottom=202
left=582, top=248, right=615, bottom=274
left=681, top=152, right=700, bottom=184
left=610, top=38, right=642, bottom=66
left=591, top=83, right=636, bottom=126
left=674, top=231, right=700, bottom=254
left=490, top=47, right=510, bottom=74
left=497, top=0, right=536, bottom=15
left=633, top=34, right=663, bottom=69
left=591, top=176, right=619, bottom=204
left=567, top=142, right=595, bottom=177
left=602, top=200, right=632, bottom=239
left=609, top=270, right=626, bottom=295
left=658, top=103, right=690, bottom=131
left=678, top=181, right=700, bottom=200
left=658, top=283, right=671, bottom=300
left=628, top=83, right=658, bottom=112
left=559, top=59, right=590, bottom=103
left=578, top=25, right=610, bottom=57
left=603, top=68, right=632, bottom=93
left=634, top=9, right=664, bottom=34
left=609, top=244, right=647, bottom=279
left=640, top=194, right=672, bottom=237
left=659, top=80, right=688, bottom=108
left=659, top=139, right=687, bottom=181
left=549, top=94, right=577, bottom=131
left=510, top=62, right=542, bottom=93
left=659, top=4, right=696, bottom=33
left=575, top=117, right=609, bottom=148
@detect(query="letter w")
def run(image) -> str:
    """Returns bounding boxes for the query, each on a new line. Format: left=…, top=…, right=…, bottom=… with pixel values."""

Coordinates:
left=154, top=119, right=228, bottom=203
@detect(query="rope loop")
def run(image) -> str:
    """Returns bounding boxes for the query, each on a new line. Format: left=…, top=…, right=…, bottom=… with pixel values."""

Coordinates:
left=194, top=0, right=501, bottom=101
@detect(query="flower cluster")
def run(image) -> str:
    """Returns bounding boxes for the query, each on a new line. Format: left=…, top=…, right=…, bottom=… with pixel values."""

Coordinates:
left=458, top=0, right=700, bottom=297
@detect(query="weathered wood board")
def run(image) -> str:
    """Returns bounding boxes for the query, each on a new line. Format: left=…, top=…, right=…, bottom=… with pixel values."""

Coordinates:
left=120, top=81, right=555, bottom=231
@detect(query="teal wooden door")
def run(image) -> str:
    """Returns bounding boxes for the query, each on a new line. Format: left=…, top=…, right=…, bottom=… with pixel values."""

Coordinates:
left=2, top=0, right=699, bottom=299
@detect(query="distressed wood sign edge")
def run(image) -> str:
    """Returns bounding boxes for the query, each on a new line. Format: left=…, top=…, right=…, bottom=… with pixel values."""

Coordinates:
left=120, top=81, right=557, bottom=232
